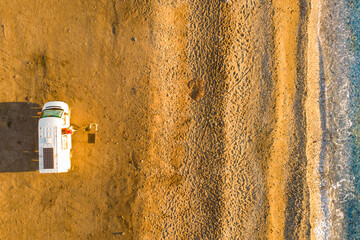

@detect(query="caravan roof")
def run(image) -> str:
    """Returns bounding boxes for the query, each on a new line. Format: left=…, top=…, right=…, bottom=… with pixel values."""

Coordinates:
left=38, top=101, right=71, bottom=173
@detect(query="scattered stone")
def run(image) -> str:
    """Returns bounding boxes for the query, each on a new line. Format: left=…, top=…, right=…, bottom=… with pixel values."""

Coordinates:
left=0, top=25, right=4, bottom=37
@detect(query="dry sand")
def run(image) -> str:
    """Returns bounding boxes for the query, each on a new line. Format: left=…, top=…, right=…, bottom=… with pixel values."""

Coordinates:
left=0, top=0, right=322, bottom=239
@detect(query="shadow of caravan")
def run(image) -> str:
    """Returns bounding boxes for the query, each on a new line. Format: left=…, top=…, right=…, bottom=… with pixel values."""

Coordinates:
left=0, top=102, right=40, bottom=172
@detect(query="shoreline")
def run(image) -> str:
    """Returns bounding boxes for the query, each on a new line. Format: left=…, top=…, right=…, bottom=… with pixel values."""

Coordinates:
left=305, top=0, right=326, bottom=239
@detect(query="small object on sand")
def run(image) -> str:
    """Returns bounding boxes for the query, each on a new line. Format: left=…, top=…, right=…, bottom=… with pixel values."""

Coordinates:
left=86, top=123, right=97, bottom=144
left=112, top=232, right=125, bottom=236
left=131, top=37, right=136, bottom=42
left=85, top=123, right=98, bottom=132
left=88, top=133, right=96, bottom=144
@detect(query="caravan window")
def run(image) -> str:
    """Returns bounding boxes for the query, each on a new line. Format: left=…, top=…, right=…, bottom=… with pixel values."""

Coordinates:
left=41, top=109, right=64, bottom=118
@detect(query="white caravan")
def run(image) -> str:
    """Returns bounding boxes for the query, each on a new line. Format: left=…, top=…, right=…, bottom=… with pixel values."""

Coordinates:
left=38, top=101, right=72, bottom=173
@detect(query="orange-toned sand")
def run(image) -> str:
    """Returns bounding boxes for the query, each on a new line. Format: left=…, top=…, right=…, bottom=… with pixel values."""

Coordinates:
left=268, top=0, right=309, bottom=238
left=0, top=0, right=321, bottom=239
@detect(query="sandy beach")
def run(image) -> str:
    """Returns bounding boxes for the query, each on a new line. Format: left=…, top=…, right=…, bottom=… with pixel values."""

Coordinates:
left=0, top=0, right=325, bottom=239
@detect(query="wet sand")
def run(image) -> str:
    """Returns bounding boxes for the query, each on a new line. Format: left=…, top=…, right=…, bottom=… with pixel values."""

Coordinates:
left=268, top=0, right=310, bottom=239
left=0, top=0, right=322, bottom=239
left=305, top=0, right=325, bottom=239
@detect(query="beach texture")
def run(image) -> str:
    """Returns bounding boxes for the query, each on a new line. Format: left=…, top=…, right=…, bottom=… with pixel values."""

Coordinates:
left=1, top=0, right=359, bottom=239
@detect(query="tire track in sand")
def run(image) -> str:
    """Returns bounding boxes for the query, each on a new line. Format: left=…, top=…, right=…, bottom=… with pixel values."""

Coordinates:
left=131, top=0, right=312, bottom=239
left=222, top=1, right=274, bottom=239
left=154, top=0, right=274, bottom=239
left=182, top=0, right=231, bottom=238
